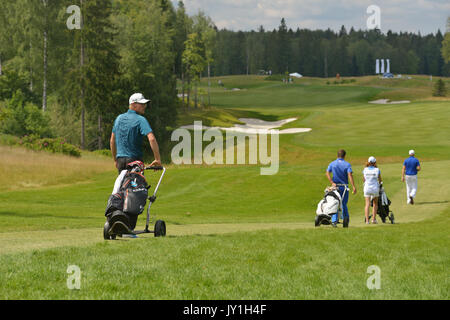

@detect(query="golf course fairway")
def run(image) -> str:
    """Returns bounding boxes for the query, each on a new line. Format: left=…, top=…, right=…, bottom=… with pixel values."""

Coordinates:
left=0, top=75, right=449, bottom=299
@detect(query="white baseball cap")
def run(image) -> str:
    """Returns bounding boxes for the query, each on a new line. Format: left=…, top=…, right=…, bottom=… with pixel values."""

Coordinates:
left=368, top=156, right=376, bottom=163
left=409, top=150, right=415, bottom=156
left=129, top=93, right=150, bottom=105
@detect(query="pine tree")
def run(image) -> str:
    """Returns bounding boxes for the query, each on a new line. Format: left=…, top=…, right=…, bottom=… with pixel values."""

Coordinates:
left=433, top=79, right=446, bottom=97
left=65, top=0, right=120, bottom=150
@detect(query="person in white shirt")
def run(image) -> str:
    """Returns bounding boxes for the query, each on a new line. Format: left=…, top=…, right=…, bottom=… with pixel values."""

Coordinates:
left=363, top=156, right=382, bottom=224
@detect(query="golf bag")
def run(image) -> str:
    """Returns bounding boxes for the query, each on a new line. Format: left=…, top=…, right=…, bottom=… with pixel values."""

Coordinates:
left=371, top=183, right=395, bottom=224
left=315, top=187, right=343, bottom=226
left=105, top=161, right=149, bottom=230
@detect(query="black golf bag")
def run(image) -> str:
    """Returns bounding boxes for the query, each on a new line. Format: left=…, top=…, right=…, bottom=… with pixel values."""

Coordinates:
left=371, top=183, right=395, bottom=224
left=105, top=162, right=150, bottom=232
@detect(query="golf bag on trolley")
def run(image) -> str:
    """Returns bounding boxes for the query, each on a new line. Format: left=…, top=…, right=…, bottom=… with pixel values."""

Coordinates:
left=371, top=182, right=395, bottom=224
left=105, top=161, right=150, bottom=233
left=315, top=186, right=344, bottom=227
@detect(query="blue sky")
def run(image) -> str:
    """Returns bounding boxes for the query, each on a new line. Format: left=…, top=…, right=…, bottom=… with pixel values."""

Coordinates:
left=172, top=0, right=449, bottom=35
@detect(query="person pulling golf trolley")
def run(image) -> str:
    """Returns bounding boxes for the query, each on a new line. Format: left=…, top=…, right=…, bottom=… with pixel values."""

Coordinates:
left=322, top=150, right=357, bottom=228
left=367, top=182, right=395, bottom=224
left=104, top=161, right=167, bottom=240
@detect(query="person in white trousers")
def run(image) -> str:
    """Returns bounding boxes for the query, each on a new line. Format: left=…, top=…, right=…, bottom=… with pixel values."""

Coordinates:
left=363, top=157, right=382, bottom=224
left=402, top=150, right=421, bottom=205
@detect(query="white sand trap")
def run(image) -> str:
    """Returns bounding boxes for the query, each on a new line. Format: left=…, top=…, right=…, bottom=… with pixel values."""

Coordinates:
left=180, top=117, right=312, bottom=135
left=236, top=118, right=298, bottom=129
left=369, top=99, right=411, bottom=105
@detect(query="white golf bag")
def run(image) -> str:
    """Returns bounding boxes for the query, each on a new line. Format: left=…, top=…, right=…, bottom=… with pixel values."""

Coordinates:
left=316, top=188, right=342, bottom=216
left=315, top=186, right=344, bottom=226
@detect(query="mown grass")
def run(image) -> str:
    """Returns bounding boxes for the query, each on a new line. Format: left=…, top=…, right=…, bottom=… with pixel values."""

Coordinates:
left=1, top=74, right=449, bottom=300
left=0, top=207, right=448, bottom=300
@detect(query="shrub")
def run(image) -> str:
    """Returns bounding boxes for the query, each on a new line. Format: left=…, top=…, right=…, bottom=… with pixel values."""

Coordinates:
left=0, top=70, right=39, bottom=104
left=19, top=135, right=81, bottom=157
left=433, top=79, right=447, bottom=97
left=0, top=133, right=19, bottom=146
left=0, top=90, right=52, bottom=138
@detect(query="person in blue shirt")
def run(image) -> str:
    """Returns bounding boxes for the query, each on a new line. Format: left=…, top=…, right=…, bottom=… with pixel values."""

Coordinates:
left=402, top=150, right=421, bottom=205
left=326, top=150, right=357, bottom=228
left=110, top=93, right=161, bottom=173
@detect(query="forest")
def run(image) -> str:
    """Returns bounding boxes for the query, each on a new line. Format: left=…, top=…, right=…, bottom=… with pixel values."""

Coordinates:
left=0, top=0, right=449, bottom=156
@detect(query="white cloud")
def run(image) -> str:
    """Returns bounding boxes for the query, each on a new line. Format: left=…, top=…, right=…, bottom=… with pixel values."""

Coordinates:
left=174, top=0, right=449, bottom=34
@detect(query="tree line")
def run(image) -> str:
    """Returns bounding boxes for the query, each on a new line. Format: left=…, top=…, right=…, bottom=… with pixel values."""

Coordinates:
left=211, top=18, right=450, bottom=78
left=0, top=1, right=449, bottom=156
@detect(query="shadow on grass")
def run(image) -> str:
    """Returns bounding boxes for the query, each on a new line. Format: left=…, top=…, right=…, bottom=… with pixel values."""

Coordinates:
left=415, top=201, right=450, bottom=205
left=0, top=211, right=97, bottom=220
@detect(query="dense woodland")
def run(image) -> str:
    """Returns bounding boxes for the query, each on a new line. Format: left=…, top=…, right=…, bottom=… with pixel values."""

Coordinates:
left=0, top=0, right=449, bottom=156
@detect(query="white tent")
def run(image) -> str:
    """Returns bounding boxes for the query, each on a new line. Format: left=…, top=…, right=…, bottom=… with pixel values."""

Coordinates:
left=289, top=72, right=303, bottom=78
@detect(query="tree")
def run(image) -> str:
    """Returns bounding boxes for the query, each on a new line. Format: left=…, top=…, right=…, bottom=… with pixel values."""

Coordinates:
left=277, top=18, right=290, bottom=72
left=433, top=79, right=447, bottom=97
left=0, top=70, right=39, bottom=104
left=192, top=12, right=216, bottom=106
left=0, top=90, right=51, bottom=137
left=442, top=17, right=450, bottom=63
left=174, top=1, right=192, bottom=108
left=84, top=0, right=121, bottom=150
left=64, top=0, right=121, bottom=150
left=183, top=32, right=206, bottom=108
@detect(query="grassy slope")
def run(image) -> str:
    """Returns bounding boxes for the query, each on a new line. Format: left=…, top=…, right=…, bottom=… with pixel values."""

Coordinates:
left=1, top=75, right=449, bottom=299
left=0, top=145, right=112, bottom=191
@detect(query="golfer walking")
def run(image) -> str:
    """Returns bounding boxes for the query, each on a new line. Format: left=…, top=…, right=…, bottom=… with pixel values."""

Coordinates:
left=326, top=150, right=357, bottom=228
left=402, top=150, right=421, bottom=205
left=110, top=93, right=161, bottom=173
left=363, top=157, right=382, bottom=224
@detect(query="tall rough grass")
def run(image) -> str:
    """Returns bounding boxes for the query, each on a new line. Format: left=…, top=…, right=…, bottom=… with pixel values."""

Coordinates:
left=0, top=145, right=112, bottom=191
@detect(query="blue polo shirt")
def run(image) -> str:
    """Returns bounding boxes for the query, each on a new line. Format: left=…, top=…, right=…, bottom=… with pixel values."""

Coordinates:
left=327, top=158, right=353, bottom=184
left=404, top=156, right=420, bottom=176
left=112, top=110, right=153, bottom=159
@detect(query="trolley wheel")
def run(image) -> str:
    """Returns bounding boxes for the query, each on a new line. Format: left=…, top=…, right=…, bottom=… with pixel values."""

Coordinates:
left=315, top=216, right=321, bottom=227
left=389, top=212, right=395, bottom=224
left=154, top=220, right=166, bottom=237
left=104, top=221, right=112, bottom=240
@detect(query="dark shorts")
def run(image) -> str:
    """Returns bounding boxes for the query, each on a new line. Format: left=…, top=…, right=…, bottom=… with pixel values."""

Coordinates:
left=116, top=157, right=142, bottom=174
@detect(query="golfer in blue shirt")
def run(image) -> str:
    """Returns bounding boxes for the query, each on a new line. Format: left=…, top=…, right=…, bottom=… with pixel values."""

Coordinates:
left=326, top=150, right=357, bottom=228
left=110, top=93, right=161, bottom=173
left=402, top=150, right=421, bottom=205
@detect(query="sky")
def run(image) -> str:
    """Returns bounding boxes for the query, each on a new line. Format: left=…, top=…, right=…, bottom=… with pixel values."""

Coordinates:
left=172, top=0, right=449, bottom=35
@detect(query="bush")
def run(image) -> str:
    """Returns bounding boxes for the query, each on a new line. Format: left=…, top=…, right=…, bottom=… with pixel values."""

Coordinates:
left=18, top=135, right=81, bottom=157
left=0, top=70, right=39, bottom=104
left=0, top=133, right=19, bottom=146
left=433, top=79, right=447, bottom=97
left=0, top=90, right=52, bottom=138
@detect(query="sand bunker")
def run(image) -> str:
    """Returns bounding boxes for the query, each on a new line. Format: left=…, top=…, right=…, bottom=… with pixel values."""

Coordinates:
left=369, top=99, right=411, bottom=105
left=180, top=118, right=312, bottom=135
